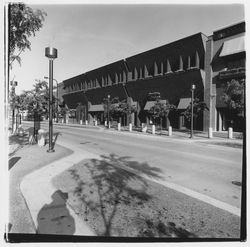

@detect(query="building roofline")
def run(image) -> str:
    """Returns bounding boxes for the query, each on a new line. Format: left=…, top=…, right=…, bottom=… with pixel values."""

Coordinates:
left=126, top=32, right=208, bottom=60
left=213, top=20, right=245, bottom=33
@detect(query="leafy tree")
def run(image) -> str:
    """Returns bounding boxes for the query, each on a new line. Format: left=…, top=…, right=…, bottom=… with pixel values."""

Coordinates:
left=9, top=3, right=46, bottom=68
left=103, top=96, right=119, bottom=122
left=148, top=99, right=176, bottom=128
left=222, top=79, right=245, bottom=116
left=182, top=98, right=208, bottom=128
left=17, top=79, right=56, bottom=118
left=111, top=100, right=136, bottom=125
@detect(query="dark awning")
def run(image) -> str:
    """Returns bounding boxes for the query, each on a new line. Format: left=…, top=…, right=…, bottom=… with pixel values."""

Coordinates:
left=88, top=104, right=104, bottom=112
left=219, top=36, right=245, bottom=57
left=177, top=98, right=191, bottom=109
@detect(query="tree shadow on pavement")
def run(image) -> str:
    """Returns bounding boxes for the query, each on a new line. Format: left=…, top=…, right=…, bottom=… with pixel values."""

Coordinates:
left=68, top=154, right=165, bottom=236
left=137, top=219, right=197, bottom=238
left=37, top=190, right=75, bottom=235
left=66, top=154, right=200, bottom=238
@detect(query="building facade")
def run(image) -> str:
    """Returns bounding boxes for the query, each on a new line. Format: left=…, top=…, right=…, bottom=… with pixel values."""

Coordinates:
left=62, top=21, right=245, bottom=132
left=203, top=22, right=245, bottom=132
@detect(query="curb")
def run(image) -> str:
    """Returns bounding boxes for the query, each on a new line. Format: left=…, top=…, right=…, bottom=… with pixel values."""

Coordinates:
left=22, top=121, right=242, bottom=146
left=22, top=121, right=103, bottom=131
left=99, top=128, right=242, bottom=150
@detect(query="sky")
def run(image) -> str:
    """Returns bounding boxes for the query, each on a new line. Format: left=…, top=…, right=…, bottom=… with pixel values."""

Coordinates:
left=9, top=2, right=245, bottom=95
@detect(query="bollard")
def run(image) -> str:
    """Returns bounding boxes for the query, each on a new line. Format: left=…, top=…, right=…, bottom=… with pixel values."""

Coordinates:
left=61, top=119, right=64, bottom=124
left=129, top=123, right=132, bottom=132
left=208, top=127, right=213, bottom=138
left=228, top=127, right=233, bottom=139
left=66, top=119, right=69, bottom=124
left=108, top=121, right=111, bottom=129
left=118, top=123, right=121, bottom=131
left=168, top=126, right=172, bottom=136
left=38, top=129, right=46, bottom=147
left=17, top=125, right=24, bottom=137
left=80, top=120, right=83, bottom=125
left=85, top=120, right=88, bottom=125
left=94, top=120, right=97, bottom=126
left=141, top=123, right=147, bottom=133
left=152, top=125, right=155, bottom=135
left=104, top=120, right=107, bottom=127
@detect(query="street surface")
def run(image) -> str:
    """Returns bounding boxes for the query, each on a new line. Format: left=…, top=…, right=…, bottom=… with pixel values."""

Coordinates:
left=23, top=122, right=242, bottom=211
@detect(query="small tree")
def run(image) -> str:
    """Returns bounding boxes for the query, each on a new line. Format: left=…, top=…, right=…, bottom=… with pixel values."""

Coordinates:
left=109, top=100, right=136, bottom=126
left=58, top=107, right=68, bottom=119
left=148, top=99, right=176, bottom=130
left=103, top=96, right=118, bottom=123
left=182, top=98, right=208, bottom=129
left=222, top=79, right=245, bottom=116
left=16, top=79, right=56, bottom=119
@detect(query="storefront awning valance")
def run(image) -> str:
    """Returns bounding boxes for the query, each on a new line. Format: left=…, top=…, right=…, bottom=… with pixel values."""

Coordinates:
left=88, top=104, right=104, bottom=112
left=219, top=36, right=245, bottom=57
left=177, top=98, right=191, bottom=109
left=144, top=100, right=167, bottom=110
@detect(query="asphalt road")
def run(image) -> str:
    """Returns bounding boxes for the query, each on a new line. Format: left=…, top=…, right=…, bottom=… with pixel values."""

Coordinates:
left=31, top=122, right=242, bottom=210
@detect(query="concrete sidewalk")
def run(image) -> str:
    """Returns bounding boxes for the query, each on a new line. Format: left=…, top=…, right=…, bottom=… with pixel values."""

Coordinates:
left=8, top=135, right=73, bottom=235
left=20, top=142, right=99, bottom=236
left=100, top=126, right=243, bottom=149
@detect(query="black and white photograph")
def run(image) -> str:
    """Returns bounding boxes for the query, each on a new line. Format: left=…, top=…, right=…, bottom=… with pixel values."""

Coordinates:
left=3, top=0, right=247, bottom=244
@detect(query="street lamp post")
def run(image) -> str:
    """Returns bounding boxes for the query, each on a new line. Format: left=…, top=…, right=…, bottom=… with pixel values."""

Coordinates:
left=190, top=84, right=196, bottom=138
left=107, top=94, right=110, bottom=128
left=122, top=82, right=132, bottom=125
left=44, top=76, right=59, bottom=123
left=45, top=47, right=58, bottom=153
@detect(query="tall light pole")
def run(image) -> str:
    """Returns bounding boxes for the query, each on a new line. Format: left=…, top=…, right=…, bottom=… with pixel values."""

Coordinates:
left=44, top=76, right=58, bottom=123
left=107, top=94, right=110, bottom=128
left=190, top=84, right=196, bottom=138
left=122, top=82, right=130, bottom=124
left=45, top=47, right=58, bottom=153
